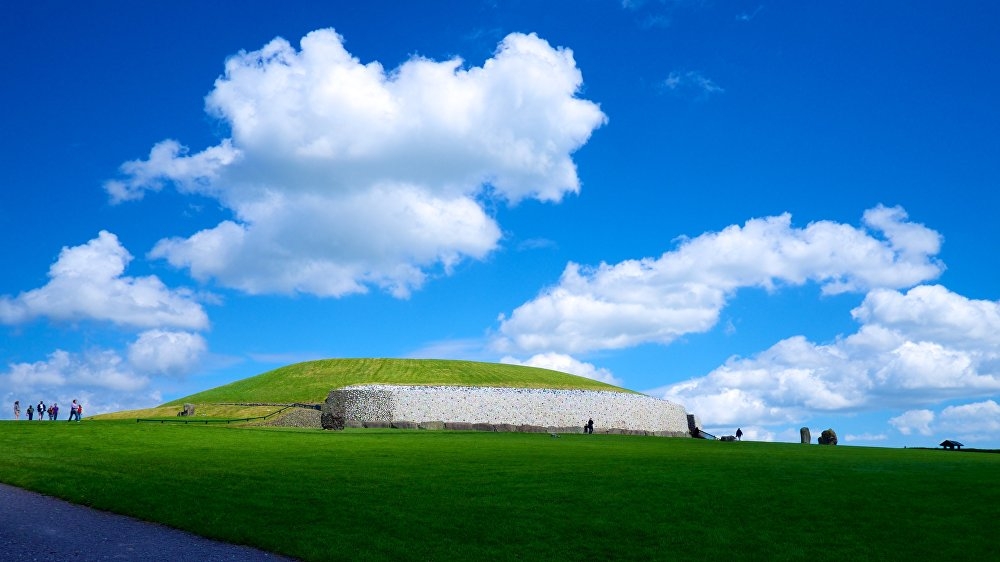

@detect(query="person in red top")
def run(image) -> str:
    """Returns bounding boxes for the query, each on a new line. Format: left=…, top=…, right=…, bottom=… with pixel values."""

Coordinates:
left=68, top=400, right=81, bottom=422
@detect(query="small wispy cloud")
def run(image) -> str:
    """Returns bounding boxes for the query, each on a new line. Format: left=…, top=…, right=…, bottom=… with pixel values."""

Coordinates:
left=661, top=70, right=724, bottom=99
left=845, top=432, right=888, bottom=442
left=736, top=5, right=764, bottom=22
left=405, top=338, right=492, bottom=361
left=517, top=238, right=558, bottom=251
left=622, top=0, right=706, bottom=29
left=640, top=14, right=672, bottom=29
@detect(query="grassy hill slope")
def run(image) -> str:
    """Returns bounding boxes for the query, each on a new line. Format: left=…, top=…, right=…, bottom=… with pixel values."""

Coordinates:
left=162, top=358, right=630, bottom=406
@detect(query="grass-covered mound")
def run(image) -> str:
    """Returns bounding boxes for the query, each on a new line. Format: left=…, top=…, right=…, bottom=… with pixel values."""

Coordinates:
left=162, top=358, right=630, bottom=407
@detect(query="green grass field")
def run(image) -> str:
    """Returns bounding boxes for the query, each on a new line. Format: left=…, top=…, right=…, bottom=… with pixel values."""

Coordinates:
left=1, top=421, right=996, bottom=561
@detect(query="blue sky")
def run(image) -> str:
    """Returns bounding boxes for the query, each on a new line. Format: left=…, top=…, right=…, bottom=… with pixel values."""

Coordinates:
left=2, top=1, right=999, bottom=448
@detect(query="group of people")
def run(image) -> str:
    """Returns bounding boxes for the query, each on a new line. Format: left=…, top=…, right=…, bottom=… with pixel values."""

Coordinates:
left=578, top=419, right=745, bottom=439
left=12, top=399, right=83, bottom=421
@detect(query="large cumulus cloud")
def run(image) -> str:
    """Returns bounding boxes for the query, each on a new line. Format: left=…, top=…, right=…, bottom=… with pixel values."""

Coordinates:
left=106, top=29, right=607, bottom=297
left=0, top=231, right=207, bottom=330
left=495, top=206, right=943, bottom=354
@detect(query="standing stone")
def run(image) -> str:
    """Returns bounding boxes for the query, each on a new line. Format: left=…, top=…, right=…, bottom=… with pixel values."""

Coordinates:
left=183, top=403, right=195, bottom=417
left=320, top=400, right=345, bottom=430
left=817, top=428, right=838, bottom=445
left=800, top=427, right=811, bottom=444
left=687, top=414, right=700, bottom=437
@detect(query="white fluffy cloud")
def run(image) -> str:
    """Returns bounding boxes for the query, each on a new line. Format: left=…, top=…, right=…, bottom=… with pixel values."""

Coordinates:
left=852, top=284, right=1000, bottom=348
left=501, top=352, right=624, bottom=386
left=1, top=233, right=211, bottom=414
left=127, top=330, right=208, bottom=376
left=889, top=409, right=935, bottom=436
left=656, top=285, right=1000, bottom=427
left=0, top=231, right=208, bottom=330
left=7, top=348, right=147, bottom=393
left=891, top=400, right=1000, bottom=440
left=107, top=29, right=607, bottom=298
left=2, top=329, right=208, bottom=415
left=5, top=348, right=148, bottom=397
left=496, top=206, right=943, bottom=354
left=936, top=400, right=1000, bottom=435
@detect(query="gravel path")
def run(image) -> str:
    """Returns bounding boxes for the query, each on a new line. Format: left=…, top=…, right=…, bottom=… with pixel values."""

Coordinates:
left=0, top=483, right=296, bottom=561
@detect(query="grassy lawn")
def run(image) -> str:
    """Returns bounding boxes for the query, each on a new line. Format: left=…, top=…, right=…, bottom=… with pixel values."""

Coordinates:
left=95, top=404, right=290, bottom=421
left=1, top=421, right=996, bottom=561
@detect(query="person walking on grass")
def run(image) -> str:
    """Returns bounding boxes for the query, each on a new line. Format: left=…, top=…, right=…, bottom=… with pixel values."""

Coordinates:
left=27, top=404, right=34, bottom=421
left=68, top=400, right=79, bottom=422
left=13, top=401, right=20, bottom=420
left=736, top=428, right=743, bottom=441
left=37, top=401, right=45, bottom=421
left=52, top=403, right=59, bottom=420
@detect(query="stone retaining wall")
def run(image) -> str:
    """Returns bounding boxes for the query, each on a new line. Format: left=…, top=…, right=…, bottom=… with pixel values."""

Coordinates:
left=263, top=407, right=322, bottom=428
left=323, top=385, right=691, bottom=436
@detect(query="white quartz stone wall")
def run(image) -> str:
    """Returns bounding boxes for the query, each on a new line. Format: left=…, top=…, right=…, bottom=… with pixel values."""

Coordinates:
left=328, top=385, right=691, bottom=435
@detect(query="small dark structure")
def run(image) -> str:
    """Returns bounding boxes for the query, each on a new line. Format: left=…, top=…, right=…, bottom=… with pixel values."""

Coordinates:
left=940, top=440, right=964, bottom=450
left=690, top=426, right=717, bottom=439
left=817, top=428, right=838, bottom=445
left=320, top=410, right=345, bottom=430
